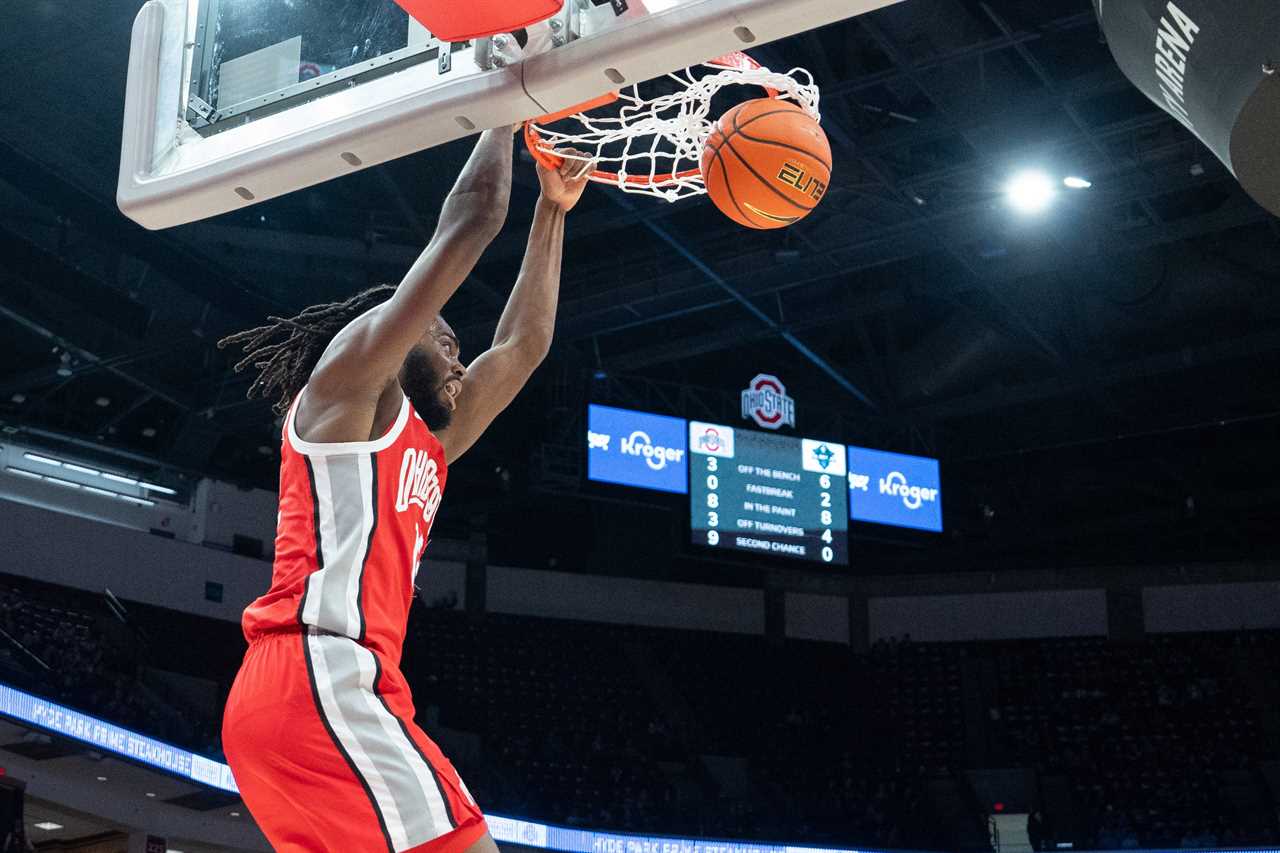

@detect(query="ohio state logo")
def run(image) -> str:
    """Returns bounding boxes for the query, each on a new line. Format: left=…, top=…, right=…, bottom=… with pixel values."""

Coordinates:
left=740, top=373, right=796, bottom=430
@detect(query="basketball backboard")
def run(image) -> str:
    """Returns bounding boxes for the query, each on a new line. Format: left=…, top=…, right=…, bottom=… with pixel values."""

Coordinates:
left=118, top=0, right=905, bottom=230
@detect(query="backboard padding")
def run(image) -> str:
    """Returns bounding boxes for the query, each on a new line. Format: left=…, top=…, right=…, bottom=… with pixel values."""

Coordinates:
left=391, top=0, right=564, bottom=42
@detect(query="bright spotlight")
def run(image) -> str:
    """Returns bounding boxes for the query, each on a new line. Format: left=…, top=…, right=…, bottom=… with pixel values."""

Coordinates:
left=1006, top=170, right=1056, bottom=213
left=1063, top=176, right=1092, bottom=189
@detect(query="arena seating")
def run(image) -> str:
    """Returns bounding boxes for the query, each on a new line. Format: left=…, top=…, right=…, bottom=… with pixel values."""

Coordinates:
left=1, top=571, right=1277, bottom=849
left=0, top=579, right=220, bottom=757
left=402, top=610, right=676, bottom=831
left=986, top=634, right=1271, bottom=849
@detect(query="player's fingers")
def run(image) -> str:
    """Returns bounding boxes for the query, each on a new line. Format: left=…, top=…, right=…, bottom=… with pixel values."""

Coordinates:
left=555, top=148, right=592, bottom=180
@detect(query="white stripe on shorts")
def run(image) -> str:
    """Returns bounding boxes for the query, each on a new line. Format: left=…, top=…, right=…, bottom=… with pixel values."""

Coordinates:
left=307, top=631, right=454, bottom=851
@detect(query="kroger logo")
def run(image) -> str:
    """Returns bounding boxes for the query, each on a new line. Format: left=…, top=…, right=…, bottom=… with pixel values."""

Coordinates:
left=621, top=430, right=685, bottom=471
left=879, top=471, right=939, bottom=510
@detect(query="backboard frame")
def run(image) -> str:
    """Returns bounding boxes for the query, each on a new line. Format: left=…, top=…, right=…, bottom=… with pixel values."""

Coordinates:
left=181, top=0, right=465, bottom=135
left=118, top=0, right=905, bottom=230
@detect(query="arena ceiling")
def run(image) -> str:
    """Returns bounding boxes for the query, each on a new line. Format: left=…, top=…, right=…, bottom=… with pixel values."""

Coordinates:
left=1, top=0, right=1278, bottom=575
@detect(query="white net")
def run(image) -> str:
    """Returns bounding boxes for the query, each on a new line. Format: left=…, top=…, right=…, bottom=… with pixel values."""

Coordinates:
left=526, top=55, right=821, bottom=202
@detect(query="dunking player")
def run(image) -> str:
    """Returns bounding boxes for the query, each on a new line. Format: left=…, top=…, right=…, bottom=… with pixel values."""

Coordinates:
left=217, top=128, right=590, bottom=853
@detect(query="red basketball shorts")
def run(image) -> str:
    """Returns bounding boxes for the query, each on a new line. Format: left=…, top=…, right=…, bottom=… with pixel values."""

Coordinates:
left=222, top=626, right=487, bottom=853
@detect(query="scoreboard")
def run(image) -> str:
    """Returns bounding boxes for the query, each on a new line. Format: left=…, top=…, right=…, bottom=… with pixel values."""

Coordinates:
left=585, top=404, right=942, bottom=566
left=688, top=421, right=849, bottom=565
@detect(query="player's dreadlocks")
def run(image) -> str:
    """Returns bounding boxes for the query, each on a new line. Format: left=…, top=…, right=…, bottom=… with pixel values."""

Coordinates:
left=216, top=284, right=397, bottom=416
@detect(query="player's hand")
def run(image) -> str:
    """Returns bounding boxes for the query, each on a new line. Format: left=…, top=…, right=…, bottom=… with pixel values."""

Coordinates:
left=537, top=149, right=592, bottom=212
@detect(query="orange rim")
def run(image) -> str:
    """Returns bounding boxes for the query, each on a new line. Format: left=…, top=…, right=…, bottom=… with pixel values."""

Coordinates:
left=522, top=51, right=783, bottom=187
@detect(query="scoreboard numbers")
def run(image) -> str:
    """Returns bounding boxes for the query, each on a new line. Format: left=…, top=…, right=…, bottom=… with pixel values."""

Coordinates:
left=705, top=454, right=720, bottom=545
left=689, top=422, right=848, bottom=566
left=818, top=473, right=834, bottom=562
left=704, top=453, right=721, bottom=544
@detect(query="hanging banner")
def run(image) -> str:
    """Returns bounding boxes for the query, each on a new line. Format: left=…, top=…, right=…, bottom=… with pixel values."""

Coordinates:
left=1096, top=0, right=1280, bottom=214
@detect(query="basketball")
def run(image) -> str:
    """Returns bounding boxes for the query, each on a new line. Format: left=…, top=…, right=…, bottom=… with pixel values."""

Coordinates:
left=700, top=98, right=832, bottom=230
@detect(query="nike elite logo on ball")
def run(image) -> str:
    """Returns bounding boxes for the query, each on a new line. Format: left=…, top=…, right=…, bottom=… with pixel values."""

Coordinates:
left=777, top=162, right=827, bottom=201
left=743, top=203, right=800, bottom=225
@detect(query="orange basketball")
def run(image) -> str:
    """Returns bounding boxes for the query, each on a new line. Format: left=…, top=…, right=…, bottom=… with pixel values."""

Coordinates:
left=700, top=98, right=832, bottom=230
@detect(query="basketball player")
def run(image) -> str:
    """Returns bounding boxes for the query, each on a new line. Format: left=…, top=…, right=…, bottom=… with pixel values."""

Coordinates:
left=217, top=127, right=590, bottom=853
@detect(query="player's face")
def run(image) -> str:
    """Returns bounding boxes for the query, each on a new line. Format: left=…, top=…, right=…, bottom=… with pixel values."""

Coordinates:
left=399, top=316, right=465, bottom=432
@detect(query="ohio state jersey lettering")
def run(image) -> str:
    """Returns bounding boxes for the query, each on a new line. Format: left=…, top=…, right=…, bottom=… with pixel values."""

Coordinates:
left=241, top=389, right=448, bottom=664
left=396, top=447, right=444, bottom=527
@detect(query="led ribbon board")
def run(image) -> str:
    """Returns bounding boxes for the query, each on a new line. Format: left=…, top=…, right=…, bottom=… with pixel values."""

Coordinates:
left=486, top=813, right=935, bottom=853
left=0, top=680, right=237, bottom=792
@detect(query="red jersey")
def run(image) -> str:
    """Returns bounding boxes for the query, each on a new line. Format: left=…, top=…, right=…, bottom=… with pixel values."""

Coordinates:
left=242, top=386, right=447, bottom=667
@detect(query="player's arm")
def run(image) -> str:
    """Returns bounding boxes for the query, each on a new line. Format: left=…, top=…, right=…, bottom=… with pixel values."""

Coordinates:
left=437, top=155, right=591, bottom=463
left=307, top=129, right=515, bottom=408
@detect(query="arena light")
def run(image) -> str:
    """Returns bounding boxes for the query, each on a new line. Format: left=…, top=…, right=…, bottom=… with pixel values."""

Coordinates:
left=22, top=453, right=62, bottom=467
left=18, top=453, right=170, bottom=497
left=43, top=476, right=82, bottom=490
left=1006, top=170, right=1056, bottom=214
left=83, top=486, right=119, bottom=499
left=7, top=464, right=164, bottom=506
left=1063, top=176, right=1092, bottom=189
left=33, top=822, right=63, bottom=831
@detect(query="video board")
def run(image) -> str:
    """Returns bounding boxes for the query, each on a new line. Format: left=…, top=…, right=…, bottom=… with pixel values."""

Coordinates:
left=586, top=404, right=688, bottom=494
left=846, top=445, right=943, bottom=532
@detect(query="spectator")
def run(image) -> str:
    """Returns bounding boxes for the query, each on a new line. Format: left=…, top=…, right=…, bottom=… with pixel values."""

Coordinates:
left=1028, top=809, right=1048, bottom=851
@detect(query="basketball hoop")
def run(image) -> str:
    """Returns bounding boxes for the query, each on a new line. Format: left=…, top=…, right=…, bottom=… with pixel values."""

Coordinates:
left=523, top=52, right=820, bottom=202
